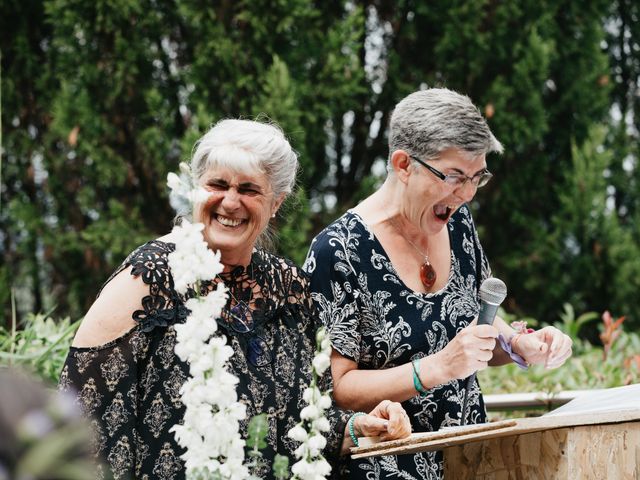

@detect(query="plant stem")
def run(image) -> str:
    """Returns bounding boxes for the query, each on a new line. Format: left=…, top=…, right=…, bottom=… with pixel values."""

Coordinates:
left=10, top=287, right=16, bottom=365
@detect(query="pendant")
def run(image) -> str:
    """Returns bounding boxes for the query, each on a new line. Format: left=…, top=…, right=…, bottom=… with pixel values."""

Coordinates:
left=420, top=259, right=437, bottom=290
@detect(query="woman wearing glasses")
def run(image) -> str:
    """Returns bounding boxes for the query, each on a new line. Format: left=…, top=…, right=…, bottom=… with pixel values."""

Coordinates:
left=59, top=119, right=411, bottom=480
left=304, top=88, right=573, bottom=479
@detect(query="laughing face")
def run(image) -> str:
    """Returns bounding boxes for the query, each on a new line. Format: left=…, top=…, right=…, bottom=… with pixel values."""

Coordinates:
left=194, top=166, right=283, bottom=266
left=405, top=147, right=487, bottom=234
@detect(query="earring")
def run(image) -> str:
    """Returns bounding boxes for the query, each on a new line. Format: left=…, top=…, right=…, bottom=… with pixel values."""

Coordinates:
left=271, top=213, right=276, bottom=218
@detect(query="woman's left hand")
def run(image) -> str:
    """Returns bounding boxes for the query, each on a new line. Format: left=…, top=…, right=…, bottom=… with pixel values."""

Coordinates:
left=356, top=400, right=412, bottom=442
left=512, top=326, right=573, bottom=369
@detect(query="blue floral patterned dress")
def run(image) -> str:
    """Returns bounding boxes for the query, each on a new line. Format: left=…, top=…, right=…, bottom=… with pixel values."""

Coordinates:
left=304, top=205, right=491, bottom=479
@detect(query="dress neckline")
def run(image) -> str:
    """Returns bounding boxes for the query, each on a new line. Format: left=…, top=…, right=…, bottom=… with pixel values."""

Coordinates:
left=345, top=209, right=455, bottom=297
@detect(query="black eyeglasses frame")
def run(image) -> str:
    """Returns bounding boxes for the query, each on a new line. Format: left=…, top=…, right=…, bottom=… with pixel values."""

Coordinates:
left=409, top=154, right=493, bottom=188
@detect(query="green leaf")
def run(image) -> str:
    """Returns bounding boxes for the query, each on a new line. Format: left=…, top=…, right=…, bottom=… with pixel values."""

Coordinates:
left=272, top=454, right=290, bottom=479
left=246, top=413, right=269, bottom=451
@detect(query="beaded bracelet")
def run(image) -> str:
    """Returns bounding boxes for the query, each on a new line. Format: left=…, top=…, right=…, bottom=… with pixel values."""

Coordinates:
left=348, top=412, right=367, bottom=447
left=411, top=358, right=428, bottom=396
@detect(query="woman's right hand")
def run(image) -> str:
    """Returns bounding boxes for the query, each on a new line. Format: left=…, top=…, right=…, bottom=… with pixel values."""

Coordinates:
left=429, top=321, right=498, bottom=382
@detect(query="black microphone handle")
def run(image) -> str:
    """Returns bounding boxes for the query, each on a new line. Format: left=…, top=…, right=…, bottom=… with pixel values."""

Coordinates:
left=477, top=301, right=500, bottom=326
left=461, top=301, right=500, bottom=426
left=461, top=372, right=476, bottom=426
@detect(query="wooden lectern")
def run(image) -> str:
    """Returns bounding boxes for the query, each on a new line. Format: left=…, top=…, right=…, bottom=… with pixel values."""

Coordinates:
left=352, top=409, right=640, bottom=479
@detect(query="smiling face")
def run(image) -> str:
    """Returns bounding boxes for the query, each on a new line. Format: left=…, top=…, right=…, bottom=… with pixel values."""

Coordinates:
left=401, top=147, right=487, bottom=234
left=194, top=166, right=283, bottom=267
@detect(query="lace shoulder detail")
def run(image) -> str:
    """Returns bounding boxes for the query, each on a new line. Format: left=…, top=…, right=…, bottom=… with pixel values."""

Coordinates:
left=103, top=240, right=188, bottom=332
left=256, top=250, right=312, bottom=307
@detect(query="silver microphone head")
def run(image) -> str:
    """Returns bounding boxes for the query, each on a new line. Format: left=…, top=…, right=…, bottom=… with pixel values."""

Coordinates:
left=479, top=277, right=507, bottom=305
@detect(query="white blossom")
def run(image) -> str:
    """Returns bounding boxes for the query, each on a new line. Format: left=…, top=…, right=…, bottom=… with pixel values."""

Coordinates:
left=300, top=405, right=320, bottom=421
left=312, top=352, right=331, bottom=375
left=167, top=165, right=248, bottom=480
left=288, top=424, right=309, bottom=442
left=307, top=434, right=327, bottom=457
left=311, top=417, right=331, bottom=433
left=317, top=394, right=332, bottom=410
left=288, top=326, right=333, bottom=479
left=168, top=220, right=223, bottom=294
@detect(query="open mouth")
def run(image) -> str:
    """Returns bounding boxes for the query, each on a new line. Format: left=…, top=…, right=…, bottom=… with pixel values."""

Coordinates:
left=433, top=204, right=455, bottom=221
left=215, top=214, right=245, bottom=227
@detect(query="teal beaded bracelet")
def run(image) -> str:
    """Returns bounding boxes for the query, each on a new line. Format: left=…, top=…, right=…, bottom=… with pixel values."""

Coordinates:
left=348, top=412, right=367, bottom=447
left=411, top=358, right=428, bottom=396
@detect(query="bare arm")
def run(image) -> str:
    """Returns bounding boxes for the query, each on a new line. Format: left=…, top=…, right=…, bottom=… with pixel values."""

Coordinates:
left=487, top=315, right=517, bottom=366
left=330, top=323, right=498, bottom=413
left=72, top=269, right=146, bottom=347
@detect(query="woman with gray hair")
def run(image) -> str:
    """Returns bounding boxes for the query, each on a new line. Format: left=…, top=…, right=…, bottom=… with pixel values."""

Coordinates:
left=304, top=88, right=573, bottom=479
left=59, top=119, right=411, bottom=479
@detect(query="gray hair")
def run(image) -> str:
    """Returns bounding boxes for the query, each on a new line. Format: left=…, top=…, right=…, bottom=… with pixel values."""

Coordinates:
left=388, top=88, right=503, bottom=167
left=173, top=119, right=298, bottom=251
left=191, top=118, right=298, bottom=196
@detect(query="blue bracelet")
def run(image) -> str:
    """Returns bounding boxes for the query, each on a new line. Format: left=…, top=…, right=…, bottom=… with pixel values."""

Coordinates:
left=348, top=412, right=367, bottom=447
left=411, top=358, right=428, bottom=396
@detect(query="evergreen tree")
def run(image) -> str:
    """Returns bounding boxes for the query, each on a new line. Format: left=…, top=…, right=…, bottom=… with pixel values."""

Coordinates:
left=1, top=0, right=638, bottom=333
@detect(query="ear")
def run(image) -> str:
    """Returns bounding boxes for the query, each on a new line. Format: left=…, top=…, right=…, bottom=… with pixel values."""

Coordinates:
left=271, top=193, right=286, bottom=218
left=390, top=150, right=413, bottom=184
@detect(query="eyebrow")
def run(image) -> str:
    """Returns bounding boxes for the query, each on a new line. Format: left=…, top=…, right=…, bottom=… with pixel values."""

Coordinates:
left=207, top=178, right=264, bottom=190
left=448, top=166, right=489, bottom=176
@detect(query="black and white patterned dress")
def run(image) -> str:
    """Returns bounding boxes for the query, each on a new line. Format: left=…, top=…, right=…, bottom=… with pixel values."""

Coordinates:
left=304, top=205, right=490, bottom=479
left=59, top=240, right=350, bottom=480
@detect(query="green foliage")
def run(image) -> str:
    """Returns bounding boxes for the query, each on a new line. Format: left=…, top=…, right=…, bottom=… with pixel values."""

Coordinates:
left=246, top=413, right=269, bottom=453
left=553, top=304, right=599, bottom=347
left=0, top=312, right=80, bottom=385
left=479, top=329, right=640, bottom=395
left=2, top=1, right=639, bottom=337
left=15, top=420, right=97, bottom=480
left=277, top=187, right=313, bottom=265
left=272, top=454, right=290, bottom=480
left=480, top=305, right=640, bottom=396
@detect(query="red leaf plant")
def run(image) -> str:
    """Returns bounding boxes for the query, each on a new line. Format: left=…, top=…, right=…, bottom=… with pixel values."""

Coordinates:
left=599, top=310, right=626, bottom=361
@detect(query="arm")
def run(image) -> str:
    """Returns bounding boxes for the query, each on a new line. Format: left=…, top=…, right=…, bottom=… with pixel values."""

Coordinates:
left=59, top=270, right=149, bottom=477
left=72, top=269, right=144, bottom=347
left=330, top=323, right=498, bottom=413
left=297, top=268, right=411, bottom=457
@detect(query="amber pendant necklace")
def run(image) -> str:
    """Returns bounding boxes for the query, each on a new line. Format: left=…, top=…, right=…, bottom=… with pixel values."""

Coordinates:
left=388, top=215, right=437, bottom=290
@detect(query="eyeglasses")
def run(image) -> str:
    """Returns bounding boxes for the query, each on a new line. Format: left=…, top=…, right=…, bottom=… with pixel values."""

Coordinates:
left=409, top=155, right=493, bottom=188
left=227, top=301, right=272, bottom=367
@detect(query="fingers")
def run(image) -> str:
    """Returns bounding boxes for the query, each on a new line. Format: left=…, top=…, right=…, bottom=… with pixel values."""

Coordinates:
left=466, top=321, right=499, bottom=339
left=363, top=401, right=412, bottom=440
left=381, top=403, right=411, bottom=441
left=368, top=399, right=392, bottom=419
left=474, top=324, right=500, bottom=338
left=357, top=415, right=389, bottom=437
left=545, top=330, right=573, bottom=369
left=436, top=325, right=498, bottom=380
left=519, top=327, right=573, bottom=368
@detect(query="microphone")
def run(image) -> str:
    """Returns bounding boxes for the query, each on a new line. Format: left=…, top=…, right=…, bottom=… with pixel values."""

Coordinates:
left=477, top=277, right=508, bottom=326
left=460, top=277, right=507, bottom=426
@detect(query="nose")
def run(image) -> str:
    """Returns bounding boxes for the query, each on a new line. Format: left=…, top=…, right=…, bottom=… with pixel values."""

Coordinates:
left=220, top=188, right=242, bottom=211
left=454, top=180, right=478, bottom=203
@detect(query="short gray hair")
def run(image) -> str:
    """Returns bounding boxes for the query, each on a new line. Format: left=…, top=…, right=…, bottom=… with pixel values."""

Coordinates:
left=191, top=118, right=298, bottom=197
left=388, top=88, right=503, bottom=166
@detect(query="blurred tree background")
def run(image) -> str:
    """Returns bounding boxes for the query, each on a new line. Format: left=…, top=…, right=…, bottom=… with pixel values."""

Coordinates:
left=1, top=0, right=639, bottom=341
